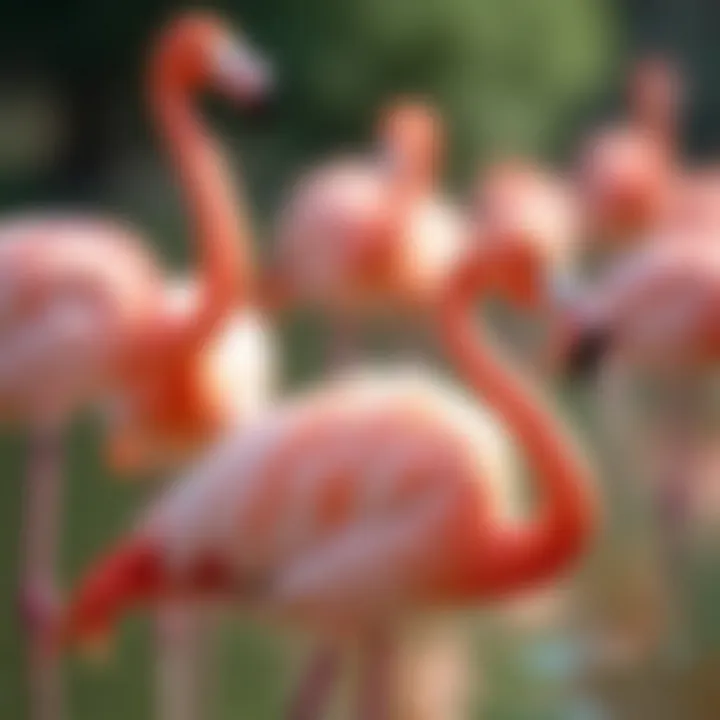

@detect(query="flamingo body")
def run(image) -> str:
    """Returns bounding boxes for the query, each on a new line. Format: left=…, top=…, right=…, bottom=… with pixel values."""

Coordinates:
left=68, top=366, right=564, bottom=642
left=579, top=127, right=672, bottom=241
left=65, top=242, right=598, bottom=717
left=11, top=14, right=276, bottom=720
left=272, top=160, right=467, bottom=313
left=578, top=58, right=681, bottom=244
left=558, top=242, right=720, bottom=370
left=662, top=169, right=720, bottom=240
left=0, top=215, right=275, bottom=464
left=150, top=370, right=520, bottom=617
left=477, top=162, right=580, bottom=307
left=65, top=361, right=595, bottom=641
left=0, top=215, right=164, bottom=421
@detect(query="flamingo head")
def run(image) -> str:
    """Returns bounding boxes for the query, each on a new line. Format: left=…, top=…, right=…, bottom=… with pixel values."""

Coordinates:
left=474, top=161, right=581, bottom=311
left=579, top=57, right=680, bottom=244
left=151, top=11, right=273, bottom=105
left=376, top=99, right=444, bottom=193
left=628, top=55, right=681, bottom=140
left=61, top=536, right=234, bottom=654
left=60, top=537, right=165, bottom=654
left=578, top=124, right=673, bottom=244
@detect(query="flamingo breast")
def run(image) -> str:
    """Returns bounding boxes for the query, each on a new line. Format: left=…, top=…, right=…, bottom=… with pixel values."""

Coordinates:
left=205, top=307, right=277, bottom=424
left=399, top=198, right=468, bottom=303
left=275, top=160, right=397, bottom=308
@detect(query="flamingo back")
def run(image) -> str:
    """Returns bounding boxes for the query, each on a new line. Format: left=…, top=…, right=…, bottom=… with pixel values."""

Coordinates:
left=273, top=160, right=389, bottom=307
left=0, top=215, right=163, bottom=421
left=563, top=242, right=720, bottom=368
left=274, top=160, right=467, bottom=312
left=140, top=368, right=524, bottom=618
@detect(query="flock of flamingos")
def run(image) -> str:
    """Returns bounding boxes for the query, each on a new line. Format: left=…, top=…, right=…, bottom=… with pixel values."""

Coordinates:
left=8, top=8, right=720, bottom=720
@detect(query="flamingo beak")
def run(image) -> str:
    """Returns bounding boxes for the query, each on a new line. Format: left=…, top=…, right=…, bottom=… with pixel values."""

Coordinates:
left=549, top=315, right=611, bottom=379
left=213, top=38, right=274, bottom=108
left=61, top=538, right=165, bottom=658
left=51, top=601, right=114, bottom=664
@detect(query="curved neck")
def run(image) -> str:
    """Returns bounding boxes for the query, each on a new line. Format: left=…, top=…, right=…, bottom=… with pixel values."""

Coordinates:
left=150, top=67, right=251, bottom=353
left=440, top=253, right=597, bottom=596
left=629, top=85, right=677, bottom=158
left=379, top=145, right=435, bottom=258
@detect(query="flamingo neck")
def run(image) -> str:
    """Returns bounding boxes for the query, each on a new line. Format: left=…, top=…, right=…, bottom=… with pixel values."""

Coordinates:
left=63, top=536, right=236, bottom=646
left=440, top=255, right=597, bottom=597
left=629, top=84, right=677, bottom=161
left=379, top=147, right=435, bottom=280
left=151, top=68, right=251, bottom=353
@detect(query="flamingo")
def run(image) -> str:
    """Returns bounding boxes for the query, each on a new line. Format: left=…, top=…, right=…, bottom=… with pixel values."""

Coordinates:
left=127, top=278, right=276, bottom=720
left=265, top=99, right=470, bottom=716
left=551, top=238, right=720, bottom=651
left=1, top=13, right=273, bottom=720
left=470, top=58, right=682, bottom=321
left=577, top=56, right=681, bottom=251
left=553, top=239, right=720, bottom=384
left=265, top=99, right=468, bottom=366
left=657, top=167, right=720, bottom=241
left=552, top=236, right=720, bottom=479
left=476, top=160, right=582, bottom=306
left=60, top=238, right=597, bottom=719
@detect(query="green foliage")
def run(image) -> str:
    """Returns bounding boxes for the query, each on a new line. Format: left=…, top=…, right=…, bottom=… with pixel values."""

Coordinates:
left=1, top=0, right=617, bottom=185
left=236, top=0, right=617, bottom=179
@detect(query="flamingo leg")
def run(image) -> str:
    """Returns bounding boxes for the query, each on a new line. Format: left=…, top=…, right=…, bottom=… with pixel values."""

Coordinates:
left=155, top=603, right=212, bottom=720
left=395, top=627, right=472, bottom=720
left=601, top=364, right=695, bottom=658
left=356, top=628, right=395, bottom=720
left=286, top=643, right=342, bottom=720
left=597, top=353, right=645, bottom=489
left=272, top=505, right=446, bottom=719
left=645, top=375, right=704, bottom=656
left=20, top=421, right=65, bottom=720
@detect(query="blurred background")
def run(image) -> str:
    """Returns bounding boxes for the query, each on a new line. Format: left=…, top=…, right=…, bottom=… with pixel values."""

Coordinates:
left=1, top=0, right=720, bottom=718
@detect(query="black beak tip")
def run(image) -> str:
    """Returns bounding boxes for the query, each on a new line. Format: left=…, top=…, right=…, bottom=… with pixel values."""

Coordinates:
left=565, top=327, right=611, bottom=379
left=243, top=90, right=280, bottom=128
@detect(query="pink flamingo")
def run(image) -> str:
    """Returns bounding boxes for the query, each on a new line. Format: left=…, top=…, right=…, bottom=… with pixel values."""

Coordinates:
left=658, top=167, right=720, bottom=241
left=1, top=13, right=273, bottom=720
left=577, top=56, right=681, bottom=249
left=60, top=238, right=597, bottom=719
left=264, top=99, right=468, bottom=366
left=551, top=237, right=720, bottom=640
left=553, top=238, right=720, bottom=380
left=475, top=160, right=581, bottom=306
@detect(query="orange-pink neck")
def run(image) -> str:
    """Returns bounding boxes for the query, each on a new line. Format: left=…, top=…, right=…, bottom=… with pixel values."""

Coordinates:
left=440, top=251, right=597, bottom=597
left=149, top=57, right=250, bottom=353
